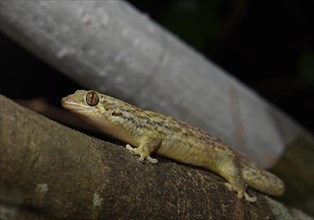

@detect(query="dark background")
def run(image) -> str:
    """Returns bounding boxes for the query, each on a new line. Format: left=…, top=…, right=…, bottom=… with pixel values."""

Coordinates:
left=1, top=0, right=314, bottom=133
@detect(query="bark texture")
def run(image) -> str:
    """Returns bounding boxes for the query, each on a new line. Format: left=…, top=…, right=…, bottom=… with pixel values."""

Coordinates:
left=0, top=96, right=312, bottom=220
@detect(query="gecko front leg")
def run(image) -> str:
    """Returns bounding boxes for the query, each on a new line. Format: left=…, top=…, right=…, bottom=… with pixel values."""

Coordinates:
left=126, top=132, right=161, bottom=164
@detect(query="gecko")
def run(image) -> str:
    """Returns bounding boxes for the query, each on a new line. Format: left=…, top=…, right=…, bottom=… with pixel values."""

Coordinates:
left=61, top=90, right=285, bottom=202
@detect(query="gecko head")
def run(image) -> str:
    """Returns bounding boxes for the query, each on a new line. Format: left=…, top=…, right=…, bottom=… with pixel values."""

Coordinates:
left=61, top=90, right=100, bottom=114
left=61, top=90, right=127, bottom=124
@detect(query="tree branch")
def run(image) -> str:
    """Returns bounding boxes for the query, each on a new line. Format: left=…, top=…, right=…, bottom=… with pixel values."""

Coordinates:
left=1, top=96, right=312, bottom=219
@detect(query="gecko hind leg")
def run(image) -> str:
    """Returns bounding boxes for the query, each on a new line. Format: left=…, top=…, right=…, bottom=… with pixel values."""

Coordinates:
left=125, top=132, right=161, bottom=164
left=218, top=158, right=257, bottom=202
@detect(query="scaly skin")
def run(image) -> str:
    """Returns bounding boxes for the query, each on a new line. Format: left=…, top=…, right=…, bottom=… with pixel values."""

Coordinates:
left=61, top=90, right=285, bottom=202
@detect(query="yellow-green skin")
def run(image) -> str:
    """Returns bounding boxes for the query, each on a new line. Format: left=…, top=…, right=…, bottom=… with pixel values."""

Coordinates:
left=61, top=90, right=285, bottom=202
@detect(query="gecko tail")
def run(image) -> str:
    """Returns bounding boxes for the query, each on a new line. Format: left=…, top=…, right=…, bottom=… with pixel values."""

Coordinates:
left=240, top=157, right=285, bottom=196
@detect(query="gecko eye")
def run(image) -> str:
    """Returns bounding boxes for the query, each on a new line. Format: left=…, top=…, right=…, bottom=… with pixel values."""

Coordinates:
left=86, top=91, right=99, bottom=106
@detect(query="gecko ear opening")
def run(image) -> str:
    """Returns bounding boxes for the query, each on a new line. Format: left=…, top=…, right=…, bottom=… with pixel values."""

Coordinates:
left=86, top=91, right=100, bottom=106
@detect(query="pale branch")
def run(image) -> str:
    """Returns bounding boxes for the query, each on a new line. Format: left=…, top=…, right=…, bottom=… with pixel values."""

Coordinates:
left=0, top=0, right=312, bottom=168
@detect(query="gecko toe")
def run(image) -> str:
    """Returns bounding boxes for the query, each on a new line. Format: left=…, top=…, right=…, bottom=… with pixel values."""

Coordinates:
left=244, top=192, right=257, bottom=202
left=147, top=156, right=158, bottom=164
left=138, top=156, right=145, bottom=162
left=126, top=144, right=135, bottom=154
left=225, top=183, right=256, bottom=202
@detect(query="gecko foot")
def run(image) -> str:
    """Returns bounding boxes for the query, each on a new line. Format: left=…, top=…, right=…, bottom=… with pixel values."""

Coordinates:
left=126, top=144, right=158, bottom=164
left=225, top=183, right=257, bottom=202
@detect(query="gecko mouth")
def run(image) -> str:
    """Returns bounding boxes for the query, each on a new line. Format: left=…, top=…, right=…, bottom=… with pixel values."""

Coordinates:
left=61, top=98, right=93, bottom=113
